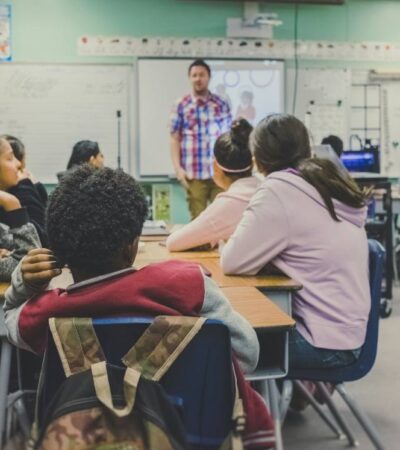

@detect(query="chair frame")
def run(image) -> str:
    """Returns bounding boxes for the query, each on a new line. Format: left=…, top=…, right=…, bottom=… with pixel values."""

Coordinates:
left=282, top=239, right=386, bottom=450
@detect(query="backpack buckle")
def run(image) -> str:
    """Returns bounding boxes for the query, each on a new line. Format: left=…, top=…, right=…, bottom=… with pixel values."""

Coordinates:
left=234, top=414, right=246, bottom=434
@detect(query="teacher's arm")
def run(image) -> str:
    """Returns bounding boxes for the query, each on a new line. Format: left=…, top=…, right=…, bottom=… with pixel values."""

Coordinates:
left=170, top=133, right=189, bottom=189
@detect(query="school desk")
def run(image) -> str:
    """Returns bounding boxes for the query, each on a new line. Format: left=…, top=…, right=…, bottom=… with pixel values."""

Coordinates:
left=135, top=241, right=301, bottom=315
left=221, top=286, right=294, bottom=330
left=134, top=241, right=300, bottom=381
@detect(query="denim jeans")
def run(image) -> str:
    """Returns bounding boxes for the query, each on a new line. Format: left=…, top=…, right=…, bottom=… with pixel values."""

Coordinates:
left=289, top=329, right=362, bottom=370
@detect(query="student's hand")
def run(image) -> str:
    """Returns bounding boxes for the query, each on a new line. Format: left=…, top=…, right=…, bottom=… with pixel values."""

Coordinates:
left=21, top=248, right=62, bottom=288
left=0, top=248, right=12, bottom=258
left=0, top=192, right=21, bottom=212
left=175, top=167, right=189, bottom=189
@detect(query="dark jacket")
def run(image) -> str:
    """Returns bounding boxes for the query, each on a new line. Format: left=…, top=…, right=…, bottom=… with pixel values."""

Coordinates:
left=8, top=179, right=48, bottom=246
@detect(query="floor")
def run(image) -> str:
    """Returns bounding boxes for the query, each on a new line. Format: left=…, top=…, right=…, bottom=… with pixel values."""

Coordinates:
left=283, top=286, right=400, bottom=450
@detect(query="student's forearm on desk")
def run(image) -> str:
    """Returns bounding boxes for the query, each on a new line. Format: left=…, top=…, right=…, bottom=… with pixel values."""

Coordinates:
left=167, top=209, right=217, bottom=251
left=166, top=197, right=236, bottom=251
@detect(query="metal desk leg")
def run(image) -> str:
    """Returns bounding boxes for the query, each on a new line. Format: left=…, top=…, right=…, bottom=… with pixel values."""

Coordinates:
left=0, top=338, right=12, bottom=448
left=253, top=379, right=284, bottom=449
left=268, top=379, right=284, bottom=450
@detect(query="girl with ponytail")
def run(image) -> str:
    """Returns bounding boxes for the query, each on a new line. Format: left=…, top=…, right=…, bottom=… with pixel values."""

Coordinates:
left=166, top=118, right=260, bottom=251
left=221, top=114, right=370, bottom=370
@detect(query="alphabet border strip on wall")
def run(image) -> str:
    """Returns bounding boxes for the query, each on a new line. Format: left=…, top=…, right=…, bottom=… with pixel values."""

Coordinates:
left=77, top=36, right=400, bottom=62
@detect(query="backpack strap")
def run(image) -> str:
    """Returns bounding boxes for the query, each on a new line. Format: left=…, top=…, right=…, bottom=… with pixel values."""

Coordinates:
left=122, top=315, right=245, bottom=448
left=91, top=361, right=141, bottom=418
left=49, top=317, right=105, bottom=377
left=122, top=316, right=206, bottom=381
left=219, top=371, right=245, bottom=450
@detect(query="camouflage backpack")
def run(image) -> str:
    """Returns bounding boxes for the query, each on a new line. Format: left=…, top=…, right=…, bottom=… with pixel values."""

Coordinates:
left=32, top=316, right=245, bottom=450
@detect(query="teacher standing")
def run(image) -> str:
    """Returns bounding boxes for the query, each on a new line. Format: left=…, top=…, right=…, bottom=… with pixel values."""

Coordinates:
left=170, top=59, right=232, bottom=219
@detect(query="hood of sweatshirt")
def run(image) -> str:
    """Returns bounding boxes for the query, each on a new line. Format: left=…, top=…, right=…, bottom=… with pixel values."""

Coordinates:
left=267, top=171, right=367, bottom=228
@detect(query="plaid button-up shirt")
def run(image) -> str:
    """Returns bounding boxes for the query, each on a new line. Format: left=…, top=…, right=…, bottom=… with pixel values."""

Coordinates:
left=170, top=93, right=232, bottom=180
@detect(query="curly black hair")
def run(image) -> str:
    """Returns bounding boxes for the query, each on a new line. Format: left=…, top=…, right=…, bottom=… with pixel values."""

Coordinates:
left=46, top=165, right=148, bottom=274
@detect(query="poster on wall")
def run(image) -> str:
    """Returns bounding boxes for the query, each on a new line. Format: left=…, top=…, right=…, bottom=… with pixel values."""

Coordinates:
left=152, top=184, right=171, bottom=222
left=0, top=4, right=11, bottom=62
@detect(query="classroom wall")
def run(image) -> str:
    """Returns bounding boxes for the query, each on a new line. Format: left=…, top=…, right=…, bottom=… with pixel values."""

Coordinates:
left=9, top=0, right=400, bottom=63
left=6, top=0, right=400, bottom=223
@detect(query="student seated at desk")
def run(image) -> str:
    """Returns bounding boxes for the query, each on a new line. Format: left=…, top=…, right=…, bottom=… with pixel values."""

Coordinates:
left=4, top=165, right=275, bottom=449
left=0, top=138, right=41, bottom=281
left=221, top=114, right=370, bottom=370
left=1, top=135, right=48, bottom=246
left=1, top=134, right=48, bottom=204
left=57, top=140, right=104, bottom=181
left=167, top=118, right=260, bottom=251
left=321, top=134, right=344, bottom=158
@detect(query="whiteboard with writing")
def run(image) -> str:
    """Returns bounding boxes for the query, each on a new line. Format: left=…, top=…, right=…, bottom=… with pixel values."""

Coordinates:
left=286, top=68, right=351, bottom=146
left=0, top=64, right=132, bottom=183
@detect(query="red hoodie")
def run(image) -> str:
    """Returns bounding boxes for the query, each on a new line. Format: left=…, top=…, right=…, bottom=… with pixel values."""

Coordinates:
left=5, top=259, right=275, bottom=449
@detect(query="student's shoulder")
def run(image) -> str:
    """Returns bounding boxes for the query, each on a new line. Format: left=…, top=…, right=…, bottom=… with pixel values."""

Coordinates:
left=138, top=259, right=204, bottom=279
left=251, top=176, right=292, bottom=208
left=137, top=260, right=206, bottom=299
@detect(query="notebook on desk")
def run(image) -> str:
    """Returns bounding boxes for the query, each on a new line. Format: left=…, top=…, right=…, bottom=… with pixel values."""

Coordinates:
left=141, top=220, right=169, bottom=236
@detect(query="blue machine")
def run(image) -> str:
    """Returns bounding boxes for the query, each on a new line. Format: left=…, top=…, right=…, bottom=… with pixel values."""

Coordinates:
left=341, top=149, right=380, bottom=173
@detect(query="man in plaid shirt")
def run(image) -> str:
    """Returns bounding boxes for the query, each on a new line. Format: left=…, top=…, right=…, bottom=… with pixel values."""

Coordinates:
left=170, top=60, right=232, bottom=219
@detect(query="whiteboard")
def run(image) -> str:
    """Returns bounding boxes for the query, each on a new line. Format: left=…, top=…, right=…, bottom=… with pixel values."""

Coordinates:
left=137, top=58, right=285, bottom=177
left=0, top=64, right=132, bottom=183
left=286, top=68, right=351, bottom=146
left=381, top=82, right=400, bottom=177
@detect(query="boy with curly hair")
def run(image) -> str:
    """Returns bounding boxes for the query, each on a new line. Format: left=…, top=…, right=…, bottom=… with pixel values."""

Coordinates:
left=4, top=165, right=274, bottom=449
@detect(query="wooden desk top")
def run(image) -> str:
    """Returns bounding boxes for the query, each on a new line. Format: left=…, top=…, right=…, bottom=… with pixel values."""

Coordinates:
left=0, top=282, right=8, bottom=297
left=135, top=242, right=301, bottom=290
left=0, top=248, right=301, bottom=296
left=0, top=281, right=294, bottom=331
left=136, top=241, right=219, bottom=262
left=221, top=286, right=295, bottom=329
left=140, top=235, right=168, bottom=242
left=199, top=259, right=302, bottom=290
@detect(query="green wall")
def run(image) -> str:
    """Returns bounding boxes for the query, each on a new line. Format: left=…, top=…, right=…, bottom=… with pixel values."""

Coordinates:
left=5, top=0, right=400, bottom=223
left=7, top=0, right=400, bottom=65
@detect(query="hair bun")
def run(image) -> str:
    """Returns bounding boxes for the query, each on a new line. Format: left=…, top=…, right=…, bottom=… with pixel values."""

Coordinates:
left=231, top=118, right=253, bottom=148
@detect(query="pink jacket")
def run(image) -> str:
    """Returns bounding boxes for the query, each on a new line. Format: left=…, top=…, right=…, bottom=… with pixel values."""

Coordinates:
left=221, top=171, right=370, bottom=350
left=166, top=177, right=260, bottom=251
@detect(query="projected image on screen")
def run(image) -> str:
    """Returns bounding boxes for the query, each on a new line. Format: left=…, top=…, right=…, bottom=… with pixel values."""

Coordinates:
left=137, top=58, right=284, bottom=176
left=208, top=60, right=283, bottom=126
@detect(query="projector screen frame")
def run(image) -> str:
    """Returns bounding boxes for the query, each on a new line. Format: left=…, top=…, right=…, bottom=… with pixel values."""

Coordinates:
left=184, top=0, right=345, bottom=4
left=136, top=56, right=285, bottom=179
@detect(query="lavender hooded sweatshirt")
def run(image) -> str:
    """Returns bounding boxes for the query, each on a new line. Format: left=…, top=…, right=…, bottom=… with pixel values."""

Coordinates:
left=221, top=171, right=370, bottom=350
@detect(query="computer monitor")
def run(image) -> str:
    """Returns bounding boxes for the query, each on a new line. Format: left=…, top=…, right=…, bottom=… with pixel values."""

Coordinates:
left=340, top=150, right=380, bottom=173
